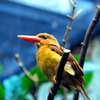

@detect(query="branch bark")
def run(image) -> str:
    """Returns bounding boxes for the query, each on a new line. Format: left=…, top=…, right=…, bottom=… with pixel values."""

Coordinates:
left=73, top=5, right=100, bottom=100
left=62, top=0, right=82, bottom=48
left=62, top=0, right=82, bottom=99
left=79, top=5, right=100, bottom=68
left=47, top=49, right=71, bottom=100
left=14, top=53, right=38, bottom=100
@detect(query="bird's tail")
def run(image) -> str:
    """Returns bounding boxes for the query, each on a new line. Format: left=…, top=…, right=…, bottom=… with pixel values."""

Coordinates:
left=80, top=86, right=90, bottom=100
left=77, top=86, right=90, bottom=100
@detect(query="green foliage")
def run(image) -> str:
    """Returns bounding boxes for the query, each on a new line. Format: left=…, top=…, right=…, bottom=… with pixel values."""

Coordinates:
left=0, top=63, right=2, bottom=73
left=0, top=63, right=5, bottom=99
left=22, top=75, right=33, bottom=91
left=0, top=82, right=5, bottom=99
left=56, top=85, right=63, bottom=95
left=74, top=54, right=89, bottom=62
left=22, top=67, right=48, bottom=91
left=83, top=72, right=93, bottom=88
left=29, top=67, right=48, bottom=85
left=11, top=89, right=30, bottom=100
left=17, top=98, right=29, bottom=100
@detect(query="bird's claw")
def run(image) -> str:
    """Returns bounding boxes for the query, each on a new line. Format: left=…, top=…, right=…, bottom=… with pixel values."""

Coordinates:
left=53, top=75, right=58, bottom=84
left=49, top=75, right=58, bottom=95
left=50, top=87, right=53, bottom=95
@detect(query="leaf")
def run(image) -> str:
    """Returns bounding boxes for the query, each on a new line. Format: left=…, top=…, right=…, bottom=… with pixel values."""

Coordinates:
left=0, top=63, right=2, bottom=73
left=22, top=76, right=33, bottom=91
left=74, top=54, right=89, bottom=63
left=83, top=72, right=93, bottom=88
left=0, top=82, right=5, bottom=99
left=17, top=96, right=30, bottom=100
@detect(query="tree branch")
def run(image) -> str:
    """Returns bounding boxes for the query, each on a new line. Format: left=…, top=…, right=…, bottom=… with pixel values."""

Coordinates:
left=62, top=0, right=82, bottom=99
left=73, top=5, right=100, bottom=100
left=73, top=9, right=82, bottom=19
left=62, top=0, right=82, bottom=48
left=14, top=53, right=38, bottom=84
left=69, top=0, right=76, bottom=8
left=79, top=5, right=100, bottom=68
left=47, top=49, right=71, bottom=100
left=14, top=53, right=38, bottom=100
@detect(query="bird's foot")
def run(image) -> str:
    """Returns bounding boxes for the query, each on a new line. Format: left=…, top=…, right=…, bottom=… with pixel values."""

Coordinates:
left=50, top=87, right=53, bottom=95
left=53, top=75, right=58, bottom=84
left=49, top=75, right=58, bottom=95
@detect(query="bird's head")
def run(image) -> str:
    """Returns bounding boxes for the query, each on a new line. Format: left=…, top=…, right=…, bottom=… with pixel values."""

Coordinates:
left=18, top=33, right=59, bottom=48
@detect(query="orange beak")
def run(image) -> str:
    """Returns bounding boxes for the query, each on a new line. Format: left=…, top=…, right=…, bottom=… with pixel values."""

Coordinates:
left=17, top=35, right=41, bottom=43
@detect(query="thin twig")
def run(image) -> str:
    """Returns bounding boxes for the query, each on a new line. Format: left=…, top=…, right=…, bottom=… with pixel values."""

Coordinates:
left=73, top=9, right=82, bottom=19
left=63, top=87, right=67, bottom=100
left=69, top=0, right=76, bottom=7
left=62, top=0, right=82, bottom=48
left=47, top=49, right=71, bottom=100
left=14, top=53, right=38, bottom=100
left=14, top=53, right=38, bottom=84
left=73, top=5, right=100, bottom=100
left=62, top=0, right=82, bottom=99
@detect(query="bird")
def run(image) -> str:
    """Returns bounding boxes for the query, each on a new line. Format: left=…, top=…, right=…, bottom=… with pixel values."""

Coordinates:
left=18, top=33, right=90, bottom=100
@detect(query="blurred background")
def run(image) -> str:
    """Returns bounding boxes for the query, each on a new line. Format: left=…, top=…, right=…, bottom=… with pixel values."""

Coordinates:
left=0, top=0, right=100, bottom=100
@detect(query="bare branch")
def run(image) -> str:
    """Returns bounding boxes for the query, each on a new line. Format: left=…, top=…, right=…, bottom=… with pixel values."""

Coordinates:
left=47, top=50, right=71, bottom=100
left=73, top=5, right=100, bottom=100
left=14, top=53, right=39, bottom=84
left=62, top=0, right=82, bottom=48
left=97, top=5, right=100, bottom=9
left=79, top=5, right=100, bottom=68
left=73, top=9, right=82, bottom=19
left=14, top=53, right=38, bottom=100
left=62, top=1, right=82, bottom=100
left=63, top=87, right=67, bottom=100
left=66, top=15, right=73, bottom=20
left=69, top=0, right=76, bottom=7
left=67, top=9, right=82, bottom=20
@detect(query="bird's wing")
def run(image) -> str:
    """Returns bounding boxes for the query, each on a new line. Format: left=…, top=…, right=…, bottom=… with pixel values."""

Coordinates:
left=48, top=44, right=84, bottom=76
left=68, top=53, right=84, bottom=76
left=64, top=62, right=75, bottom=75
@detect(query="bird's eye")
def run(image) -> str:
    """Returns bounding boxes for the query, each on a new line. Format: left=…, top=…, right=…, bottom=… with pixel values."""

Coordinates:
left=42, top=36, right=48, bottom=39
